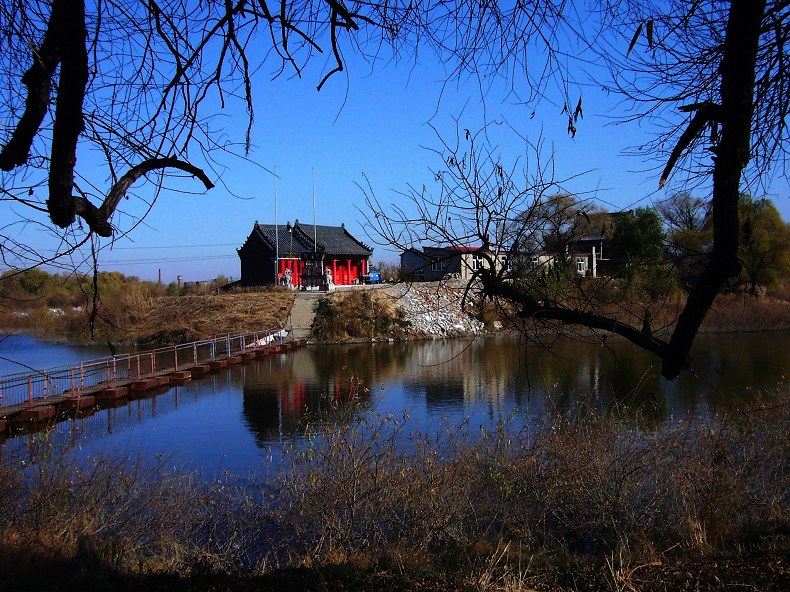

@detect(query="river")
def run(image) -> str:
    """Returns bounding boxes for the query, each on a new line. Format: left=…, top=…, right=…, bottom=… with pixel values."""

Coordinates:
left=1, top=332, right=787, bottom=475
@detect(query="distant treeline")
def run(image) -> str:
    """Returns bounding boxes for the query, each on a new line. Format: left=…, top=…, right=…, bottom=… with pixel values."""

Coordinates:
left=0, top=269, right=232, bottom=311
left=0, top=269, right=235, bottom=343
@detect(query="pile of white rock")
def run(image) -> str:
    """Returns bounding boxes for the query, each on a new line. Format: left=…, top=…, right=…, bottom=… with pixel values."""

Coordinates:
left=387, top=280, right=485, bottom=337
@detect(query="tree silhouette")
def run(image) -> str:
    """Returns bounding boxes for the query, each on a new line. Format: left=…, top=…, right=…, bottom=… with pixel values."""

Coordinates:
left=366, top=1, right=788, bottom=379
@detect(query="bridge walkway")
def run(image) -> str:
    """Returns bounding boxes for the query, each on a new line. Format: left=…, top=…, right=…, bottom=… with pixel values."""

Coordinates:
left=0, top=329, right=300, bottom=432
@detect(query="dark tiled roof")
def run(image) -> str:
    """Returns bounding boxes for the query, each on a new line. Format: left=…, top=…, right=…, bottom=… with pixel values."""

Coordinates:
left=251, top=224, right=295, bottom=252
left=248, top=222, right=372, bottom=257
left=421, top=245, right=487, bottom=255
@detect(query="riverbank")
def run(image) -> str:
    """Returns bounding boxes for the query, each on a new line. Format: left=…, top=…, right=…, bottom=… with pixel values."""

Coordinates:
left=1, top=390, right=788, bottom=591
left=0, top=289, right=295, bottom=346
left=310, top=280, right=790, bottom=342
left=3, top=280, right=790, bottom=347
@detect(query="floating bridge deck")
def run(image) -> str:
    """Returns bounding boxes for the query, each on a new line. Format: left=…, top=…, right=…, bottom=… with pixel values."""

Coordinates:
left=0, top=329, right=301, bottom=435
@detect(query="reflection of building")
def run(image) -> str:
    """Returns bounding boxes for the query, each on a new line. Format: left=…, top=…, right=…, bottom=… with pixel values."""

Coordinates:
left=238, top=220, right=373, bottom=287
left=240, top=349, right=376, bottom=446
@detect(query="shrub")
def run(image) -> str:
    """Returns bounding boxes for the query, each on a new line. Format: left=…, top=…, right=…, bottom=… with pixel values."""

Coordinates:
left=0, top=391, right=788, bottom=588
left=312, top=291, right=410, bottom=341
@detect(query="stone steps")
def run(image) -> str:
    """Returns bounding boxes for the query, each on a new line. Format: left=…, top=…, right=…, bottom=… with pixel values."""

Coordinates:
left=290, top=291, right=324, bottom=340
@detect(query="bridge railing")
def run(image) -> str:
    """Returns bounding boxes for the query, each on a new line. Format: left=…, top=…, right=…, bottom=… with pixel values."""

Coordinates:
left=0, top=329, right=288, bottom=409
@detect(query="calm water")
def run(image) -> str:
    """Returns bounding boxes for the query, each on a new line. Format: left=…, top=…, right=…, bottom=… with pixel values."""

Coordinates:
left=1, top=332, right=788, bottom=475
left=0, top=334, right=111, bottom=375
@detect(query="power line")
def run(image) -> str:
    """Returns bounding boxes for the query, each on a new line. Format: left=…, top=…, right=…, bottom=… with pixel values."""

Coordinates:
left=95, top=254, right=237, bottom=266
left=109, top=243, right=239, bottom=250
left=37, top=242, right=238, bottom=253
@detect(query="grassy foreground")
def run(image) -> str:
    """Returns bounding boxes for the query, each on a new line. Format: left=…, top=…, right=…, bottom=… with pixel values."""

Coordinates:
left=1, top=394, right=788, bottom=591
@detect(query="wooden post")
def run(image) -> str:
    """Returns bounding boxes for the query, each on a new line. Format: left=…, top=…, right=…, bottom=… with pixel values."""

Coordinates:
left=174, top=346, right=178, bottom=371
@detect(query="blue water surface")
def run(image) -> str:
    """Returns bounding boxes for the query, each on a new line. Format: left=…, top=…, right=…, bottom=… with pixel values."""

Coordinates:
left=2, top=333, right=788, bottom=477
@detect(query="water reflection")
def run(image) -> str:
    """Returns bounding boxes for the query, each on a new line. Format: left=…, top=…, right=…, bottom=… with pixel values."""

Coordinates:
left=239, top=348, right=379, bottom=445
left=1, top=333, right=787, bottom=473
left=379, top=334, right=788, bottom=429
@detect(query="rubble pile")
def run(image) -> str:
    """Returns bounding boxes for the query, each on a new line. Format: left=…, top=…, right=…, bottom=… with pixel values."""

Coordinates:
left=387, top=280, right=485, bottom=337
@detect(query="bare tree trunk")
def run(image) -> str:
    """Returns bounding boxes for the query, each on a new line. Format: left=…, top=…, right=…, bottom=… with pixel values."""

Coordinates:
left=662, top=0, right=765, bottom=379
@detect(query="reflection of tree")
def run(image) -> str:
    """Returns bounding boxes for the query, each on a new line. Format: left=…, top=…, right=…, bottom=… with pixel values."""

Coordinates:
left=305, top=342, right=405, bottom=389
left=400, top=340, right=470, bottom=411
left=423, top=376, right=465, bottom=411
left=241, top=385, right=282, bottom=445
left=242, top=380, right=360, bottom=446
left=239, top=336, right=789, bottom=444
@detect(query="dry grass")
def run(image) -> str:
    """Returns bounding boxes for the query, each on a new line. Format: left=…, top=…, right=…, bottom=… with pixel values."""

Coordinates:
left=496, top=288, right=790, bottom=341
left=0, top=390, right=788, bottom=589
left=701, top=292, right=790, bottom=332
left=263, top=395, right=790, bottom=590
left=0, top=287, right=295, bottom=345
left=124, top=288, right=295, bottom=345
left=311, top=290, right=410, bottom=341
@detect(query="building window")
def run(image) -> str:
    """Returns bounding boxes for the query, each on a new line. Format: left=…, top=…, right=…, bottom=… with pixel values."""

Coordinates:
left=576, top=256, right=587, bottom=275
left=431, top=257, right=445, bottom=272
left=471, top=254, right=484, bottom=271
left=530, top=255, right=540, bottom=270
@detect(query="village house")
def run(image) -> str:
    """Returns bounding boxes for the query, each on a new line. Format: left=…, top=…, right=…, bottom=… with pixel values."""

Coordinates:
left=237, top=220, right=373, bottom=288
left=566, top=211, right=626, bottom=278
left=400, top=245, right=508, bottom=282
left=401, top=212, right=629, bottom=282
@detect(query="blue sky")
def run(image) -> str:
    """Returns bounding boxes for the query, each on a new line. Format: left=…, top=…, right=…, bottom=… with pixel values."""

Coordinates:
left=5, top=31, right=790, bottom=283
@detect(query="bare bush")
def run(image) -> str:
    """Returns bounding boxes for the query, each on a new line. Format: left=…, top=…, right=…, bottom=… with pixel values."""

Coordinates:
left=0, top=391, right=787, bottom=587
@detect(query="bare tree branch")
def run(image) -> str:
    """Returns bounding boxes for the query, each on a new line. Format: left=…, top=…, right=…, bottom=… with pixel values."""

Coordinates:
left=0, top=0, right=62, bottom=171
left=47, top=0, right=89, bottom=229
left=75, top=156, right=215, bottom=238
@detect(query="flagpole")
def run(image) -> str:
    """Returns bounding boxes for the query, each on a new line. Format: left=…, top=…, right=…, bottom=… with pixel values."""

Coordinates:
left=274, top=168, right=279, bottom=284
left=312, top=167, right=317, bottom=252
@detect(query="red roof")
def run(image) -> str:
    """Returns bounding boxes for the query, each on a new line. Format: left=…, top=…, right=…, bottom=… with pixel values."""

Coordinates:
left=444, top=245, right=482, bottom=253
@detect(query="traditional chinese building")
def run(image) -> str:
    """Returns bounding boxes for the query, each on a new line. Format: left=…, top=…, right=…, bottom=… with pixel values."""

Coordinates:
left=237, top=220, right=373, bottom=287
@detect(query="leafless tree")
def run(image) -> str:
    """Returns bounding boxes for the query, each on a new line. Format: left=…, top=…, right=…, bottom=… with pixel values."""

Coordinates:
left=657, top=192, right=711, bottom=286
left=2, top=1, right=784, bottom=378
left=604, top=0, right=781, bottom=378
left=0, top=0, right=575, bottom=341
left=363, top=125, right=677, bottom=365
left=367, top=1, right=788, bottom=380
left=0, top=0, right=571, bottom=271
